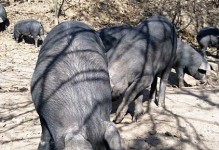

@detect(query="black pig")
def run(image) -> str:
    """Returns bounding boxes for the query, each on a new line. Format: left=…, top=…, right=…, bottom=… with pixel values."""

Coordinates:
left=13, top=19, right=44, bottom=47
left=97, top=25, right=132, bottom=52
left=0, top=4, right=9, bottom=31
left=108, top=15, right=177, bottom=123
left=31, top=21, right=124, bottom=150
left=196, top=27, right=219, bottom=58
left=174, top=38, right=211, bottom=88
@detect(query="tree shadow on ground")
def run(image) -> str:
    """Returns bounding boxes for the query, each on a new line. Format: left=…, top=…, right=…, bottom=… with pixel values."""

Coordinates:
left=0, top=97, right=36, bottom=133
left=112, top=87, right=218, bottom=149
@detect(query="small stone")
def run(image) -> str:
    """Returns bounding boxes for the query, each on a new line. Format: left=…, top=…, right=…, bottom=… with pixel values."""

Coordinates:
left=19, top=87, right=28, bottom=92
left=165, top=131, right=172, bottom=137
left=149, top=130, right=157, bottom=135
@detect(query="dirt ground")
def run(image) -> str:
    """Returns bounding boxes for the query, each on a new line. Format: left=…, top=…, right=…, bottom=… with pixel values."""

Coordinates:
left=0, top=1, right=219, bottom=150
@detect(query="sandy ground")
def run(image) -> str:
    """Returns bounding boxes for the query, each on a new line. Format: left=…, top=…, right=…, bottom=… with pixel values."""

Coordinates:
left=0, top=1, right=219, bottom=150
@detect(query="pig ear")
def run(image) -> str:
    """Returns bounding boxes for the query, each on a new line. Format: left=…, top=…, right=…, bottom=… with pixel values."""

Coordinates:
left=199, top=62, right=211, bottom=71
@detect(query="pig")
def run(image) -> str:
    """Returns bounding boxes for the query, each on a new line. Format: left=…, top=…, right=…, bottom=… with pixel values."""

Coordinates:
left=13, top=19, right=44, bottom=47
left=31, top=21, right=124, bottom=150
left=108, top=15, right=177, bottom=123
left=196, top=27, right=219, bottom=58
left=97, top=25, right=133, bottom=52
left=174, top=38, right=211, bottom=88
left=0, top=4, right=9, bottom=31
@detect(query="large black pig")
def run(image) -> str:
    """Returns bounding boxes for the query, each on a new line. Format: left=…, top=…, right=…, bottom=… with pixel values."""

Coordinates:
left=174, top=38, right=211, bottom=88
left=0, top=4, right=9, bottom=31
left=97, top=25, right=132, bottom=52
left=196, top=27, right=219, bottom=58
left=108, top=15, right=177, bottom=123
left=13, top=19, right=44, bottom=47
left=31, top=21, right=124, bottom=150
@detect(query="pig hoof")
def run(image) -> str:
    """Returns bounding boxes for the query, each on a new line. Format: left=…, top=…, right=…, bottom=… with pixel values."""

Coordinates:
left=113, top=117, right=123, bottom=124
left=132, top=114, right=140, bottom=122
left=200, top=80, right=207, bottom=85
left=113, top=114, right=125, bottom=124
left=179, top=83, right=184, bottom=88
left=132, top=109, right=145, bottom=122
left=179, top=85, right=184, bottom=88
left=154, top=100, right=159, bottom=106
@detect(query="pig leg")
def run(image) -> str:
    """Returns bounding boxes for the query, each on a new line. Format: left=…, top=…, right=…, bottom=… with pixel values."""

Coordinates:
left=132, top=94, right=145, bottom=122
left=38, top=117, right=54, bottom=150
left=149, top=76, right=158, bottom=102
left=217, top=47, right=219, bottom=59
left=201, top=45, right=207, bottom=59
left=157, top=67, right=172, bottom=108
left=216, top=47, right=219, bottom=77
left=14, top=31, right=20, bottom=43
left=104, top=121, right=125, bottom=150
left=21, top=35, right=25, bottom=44
left=33, top=35, right=39, bottom=47
left=113, top=77, right=153, bottom=123
left=15, top=36, right=19, bottom=43
left=175, top=67, right=184, bottom=88
left=4, top=19, right=9, bottom=29
left=39, top=35, right=45, bottom=41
